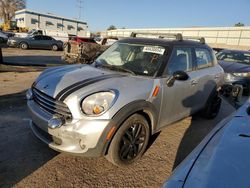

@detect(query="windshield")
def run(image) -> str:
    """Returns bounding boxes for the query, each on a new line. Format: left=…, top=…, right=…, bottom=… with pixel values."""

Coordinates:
left=27, top=29, right=36, bottom=35
left=216, top=51, right=250, bottom=65
left=95, top=42, right=166, bottom=76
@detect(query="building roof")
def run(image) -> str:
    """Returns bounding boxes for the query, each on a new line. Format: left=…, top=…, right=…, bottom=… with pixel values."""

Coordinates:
left=15, top=9, right=87, bottom=25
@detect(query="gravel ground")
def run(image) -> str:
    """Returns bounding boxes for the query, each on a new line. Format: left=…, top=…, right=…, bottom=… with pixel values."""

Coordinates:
left=0, top=71, right=236, bottom=188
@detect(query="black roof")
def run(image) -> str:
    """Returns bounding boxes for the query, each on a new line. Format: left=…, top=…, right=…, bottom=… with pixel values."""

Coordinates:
left=119, top=37, right=210, bottom=48
left=219, top=49, right=250, bottom=54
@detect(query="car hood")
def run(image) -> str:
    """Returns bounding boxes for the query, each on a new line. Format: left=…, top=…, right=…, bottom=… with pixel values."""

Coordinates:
left=163, top=99, right=250, bottom=188
left=33, top=64, right=128, bottom=100
left=219, top=60, right=250, bottom=73
left=0, top=32, right=8, bottom=39
left=184, top=100, right=250, bottom=188
left=9, top=37, right=25, bottom=41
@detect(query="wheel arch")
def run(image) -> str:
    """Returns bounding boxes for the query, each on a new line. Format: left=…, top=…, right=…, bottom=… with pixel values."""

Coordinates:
left=102, top=100, right=159, bottom=155
left=19, top=41, right=28, bottom=48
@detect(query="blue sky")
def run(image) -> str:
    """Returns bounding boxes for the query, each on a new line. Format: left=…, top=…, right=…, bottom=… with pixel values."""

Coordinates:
left=27, top=0, right=250, bottom=31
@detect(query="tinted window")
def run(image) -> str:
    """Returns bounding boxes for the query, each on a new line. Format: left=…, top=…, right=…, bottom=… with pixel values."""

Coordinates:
left=42, top=36, right=53, bottom=40
left=195, top=48, right=213, bottom=69
left=216, top=51, right=250, bottom=65
left=167, top=47, right=193, bottom=74
left=33, top=35, right=42, bottom=40
left=31, top=18, right=38, bottom=24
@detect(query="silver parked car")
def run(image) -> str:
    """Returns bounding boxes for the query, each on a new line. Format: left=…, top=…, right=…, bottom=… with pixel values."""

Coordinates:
left=27, top=33, right=224, bottom=166
left=7, top=35, right=63, bottom=51
left=163, top=99, right=250, bottom=188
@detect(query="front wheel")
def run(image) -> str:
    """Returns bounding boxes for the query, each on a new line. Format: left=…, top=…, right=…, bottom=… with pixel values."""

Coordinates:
left=20, top=42, right=28, bottom=50
left=105, top=114, right=150, bottom=166
left=52, top=44, right=59, bottom=51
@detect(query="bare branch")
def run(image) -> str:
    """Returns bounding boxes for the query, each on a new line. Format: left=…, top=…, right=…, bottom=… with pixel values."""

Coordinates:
left=0, top=0, right=26, bottom=23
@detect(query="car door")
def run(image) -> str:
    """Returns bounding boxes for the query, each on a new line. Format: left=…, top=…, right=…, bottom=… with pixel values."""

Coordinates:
left=190, top=47, right=220, bottom=111
left=42, top=36, right=54, bottom=49
left=158, top=46, right=198, bottom=127
left=29, top=35, right=42, bottom=48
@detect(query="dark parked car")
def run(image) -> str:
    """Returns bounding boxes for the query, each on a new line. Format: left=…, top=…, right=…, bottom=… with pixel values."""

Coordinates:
left=163, top=99, right=250, bottom=188
left=216, top=49, right=250, bottom=95
left=7, top=35, right=63, bottom=51
left=0, top=31, right=8, bottom=43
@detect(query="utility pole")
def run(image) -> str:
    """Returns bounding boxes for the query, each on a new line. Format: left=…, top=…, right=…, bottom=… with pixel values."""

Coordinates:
left=77, top=0, right=83, bottom=20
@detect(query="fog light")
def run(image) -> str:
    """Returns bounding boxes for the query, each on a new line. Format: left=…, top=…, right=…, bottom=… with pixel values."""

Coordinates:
left=26, top=89, right=33, bottom=100
left=48, top=117, right=65, bottom=129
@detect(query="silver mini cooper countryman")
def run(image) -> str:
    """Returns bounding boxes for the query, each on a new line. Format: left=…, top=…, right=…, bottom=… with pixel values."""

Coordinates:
left=27, top=33, right=224, bottom=166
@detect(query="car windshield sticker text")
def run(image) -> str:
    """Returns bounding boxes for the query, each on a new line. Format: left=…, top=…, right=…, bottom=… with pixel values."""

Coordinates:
left=143, top=46, right=165, bottom=55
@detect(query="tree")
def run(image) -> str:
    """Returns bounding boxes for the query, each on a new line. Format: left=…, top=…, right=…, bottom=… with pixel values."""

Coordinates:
left=107, top=25, right=117, bottom=30
left=0, top=0, right=26, bottom=23
left=234, top=22, right=245, bottom=27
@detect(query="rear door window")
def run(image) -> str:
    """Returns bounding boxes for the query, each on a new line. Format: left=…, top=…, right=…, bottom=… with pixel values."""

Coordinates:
left=195, top=48, right=213, bottom=69
left=33, top=35, right=42, bottom=40
left=43, top=36, right=53, bottom=40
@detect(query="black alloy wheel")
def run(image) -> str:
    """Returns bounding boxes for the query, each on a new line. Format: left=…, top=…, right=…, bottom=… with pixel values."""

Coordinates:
left=106, top=114, right=150, bottom=166
left=119, top=123, right=146, bottom=161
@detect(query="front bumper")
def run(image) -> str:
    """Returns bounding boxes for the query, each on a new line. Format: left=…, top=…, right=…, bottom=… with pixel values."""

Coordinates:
left=0, top=37, right=8, bottom=43
left=7, top=40, right=18, bottom=47
left=27, top=99, right=112, bottom=157
left=224, top=74, right=250, bottom=91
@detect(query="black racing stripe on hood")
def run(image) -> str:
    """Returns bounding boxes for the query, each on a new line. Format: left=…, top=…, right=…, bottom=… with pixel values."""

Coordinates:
left=56, top=74, right=124, bottom=101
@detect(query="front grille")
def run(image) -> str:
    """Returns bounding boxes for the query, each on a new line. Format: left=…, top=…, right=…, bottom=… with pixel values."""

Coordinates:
left=32, top=87, right=72, bottom=120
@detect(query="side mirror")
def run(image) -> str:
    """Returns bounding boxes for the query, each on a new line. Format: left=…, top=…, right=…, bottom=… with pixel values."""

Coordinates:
left=167, top=71, right=189, bottom=87
left=173, top=71, right=189, bottom=81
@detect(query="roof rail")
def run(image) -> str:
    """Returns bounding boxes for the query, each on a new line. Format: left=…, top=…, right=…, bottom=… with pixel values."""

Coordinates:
left=130, top=32, right=183, bottom=41
left=182, top=36, right=206, bottom=44
left=130, top=32, right=206, bottom=44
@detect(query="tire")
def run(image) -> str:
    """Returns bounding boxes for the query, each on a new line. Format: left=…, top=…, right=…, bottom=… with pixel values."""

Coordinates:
left=243, top=84, right=250, bottom=96
left=20, top=42, right=28, bottom=50
left=105, top=114, right=150, bottom=166
left=52, top=44, right=58, bottom=51
left=202, top=90, right=222, bottom=119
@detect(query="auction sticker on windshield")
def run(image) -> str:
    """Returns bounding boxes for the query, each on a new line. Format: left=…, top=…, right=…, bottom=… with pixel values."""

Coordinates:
left=143, top=46, right=165, bottom=55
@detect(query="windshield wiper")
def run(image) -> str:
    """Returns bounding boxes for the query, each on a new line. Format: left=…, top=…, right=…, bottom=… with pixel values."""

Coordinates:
left=96, top=63, right=136, bottom=76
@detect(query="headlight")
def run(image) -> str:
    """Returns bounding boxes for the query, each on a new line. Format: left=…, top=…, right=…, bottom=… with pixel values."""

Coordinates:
left=233, top=72, right=250, bottom=77
left=81, top=91, right=116, bottom=116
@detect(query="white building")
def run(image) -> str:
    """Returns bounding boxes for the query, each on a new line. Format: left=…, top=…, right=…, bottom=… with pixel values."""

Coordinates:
left=104, top=27, right=250, bottom=50
left=15, top=9, right=89, bottom=37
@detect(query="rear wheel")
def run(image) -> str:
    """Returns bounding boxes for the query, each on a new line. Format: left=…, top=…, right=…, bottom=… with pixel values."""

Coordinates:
left=243, top=84, right=250, bottom=96
left=20, top=42, right=28, bottom=50
left=52, top=44, right=58, bottom=51
left=202, top=90, right=221, bottom=119
left=105, top=114, right=150, bottom=166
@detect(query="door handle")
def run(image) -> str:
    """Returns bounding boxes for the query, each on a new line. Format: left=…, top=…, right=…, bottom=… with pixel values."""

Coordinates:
left=191, top=80, right=198, bottom=86
left=214, top=75, right=220, bottom=79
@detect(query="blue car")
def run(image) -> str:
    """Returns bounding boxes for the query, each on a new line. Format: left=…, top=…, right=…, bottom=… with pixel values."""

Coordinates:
left=163, top=99, right=250, bottom=188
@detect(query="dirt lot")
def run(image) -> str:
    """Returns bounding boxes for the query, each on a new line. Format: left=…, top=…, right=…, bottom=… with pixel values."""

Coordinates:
left=0, top=70, right=235, bottom=188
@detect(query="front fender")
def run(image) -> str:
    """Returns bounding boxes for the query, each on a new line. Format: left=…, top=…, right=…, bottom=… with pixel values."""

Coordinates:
left=100, top=100, right=159, bottom=155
